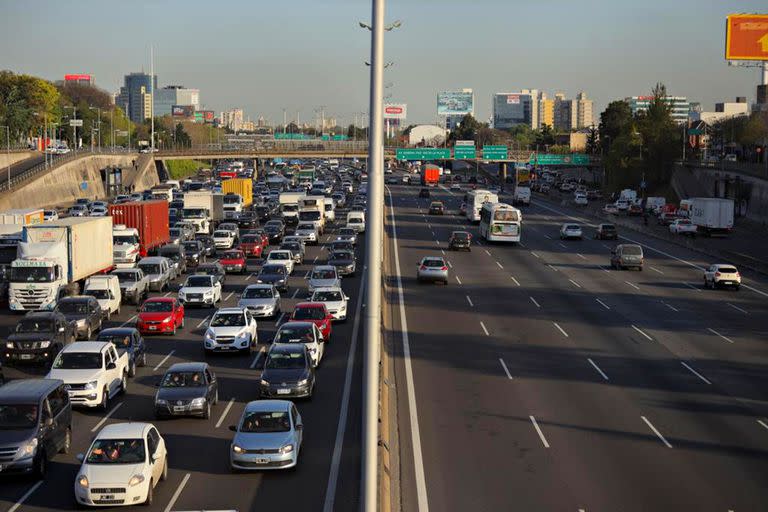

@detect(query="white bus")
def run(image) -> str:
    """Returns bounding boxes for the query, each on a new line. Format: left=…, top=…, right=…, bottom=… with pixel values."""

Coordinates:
left=465, top=189, right=498, bottom=222
left=479, top=202, right=522, bottom=242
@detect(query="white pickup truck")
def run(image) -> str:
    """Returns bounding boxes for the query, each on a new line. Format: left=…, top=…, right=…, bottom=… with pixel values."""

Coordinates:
left=47, top=341, right=130, bottom=410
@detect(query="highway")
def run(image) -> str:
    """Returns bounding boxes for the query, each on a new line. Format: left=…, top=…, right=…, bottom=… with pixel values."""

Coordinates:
left=0, top=221, right=363, bottom=511
left=387, top=178, right=768, bottom=511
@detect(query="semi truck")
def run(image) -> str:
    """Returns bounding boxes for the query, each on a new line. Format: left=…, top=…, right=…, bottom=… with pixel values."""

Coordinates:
left=421, top=165, right=440, bottom=186
left=184, top=191, right=225, bottom=226
left=222, top=193, right=244, bottom=219
left=8, top=217, right=114, bottom=311
left=108, top=201, right=170, bottom=267
left=222, top=178, right=253, bottom=208
left=279, top=191, right=304, bottom=224
left=690, top=198, right=734, bottom=236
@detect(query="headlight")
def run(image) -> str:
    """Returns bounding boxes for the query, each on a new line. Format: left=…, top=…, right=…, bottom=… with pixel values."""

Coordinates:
left=178, top=291, right=185, bottom=298
left=204, top=290, right=213, bottom=297
left=155, top=398, right=167, bottom=405
left=18, top=438, right=38, bottom=458
left=280, top=444, right=294, bottom=454
left=84, top=380, right=98, bottom=390
left=78, top=474, right=89, bottom=488
left=39, top=341, right=51, bottom=348
left=190, top=397, right=206, bottom=406
left=204, top=330, right=214, bottom=341
left=162, top=316, right=172, bottom=323
left=5, top=342, right=12, bottom=349
left=232, top=444, right=245, bottom=454
left=76, top=319, right=86, bottom=327
left=297, top=378, right=309, bottom=386
left=260, top=379, right=269, bottom=386
left=128, top=474, right=145, bottom=487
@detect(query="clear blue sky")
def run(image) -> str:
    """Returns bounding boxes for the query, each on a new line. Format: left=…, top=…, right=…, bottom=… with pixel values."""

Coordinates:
left=1, top=0, right=765, bottom=126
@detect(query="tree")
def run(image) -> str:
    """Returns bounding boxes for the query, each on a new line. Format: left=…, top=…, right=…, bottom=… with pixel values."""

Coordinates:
left=599, top=100, right=633, bottom=154
left=449, top=114, right=481, bottom=143
left=174, top=123, right=192, bottom=148
left=634, top=82, right=680, bottom=186
left=535, top=124, right=555, bottom=146
left=508, top=125, right=535, bottom=149
left=585, top=126, right=599, bottom=155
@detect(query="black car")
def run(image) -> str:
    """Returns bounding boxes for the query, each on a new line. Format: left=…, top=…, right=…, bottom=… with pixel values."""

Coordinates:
left=258, top=344, right=315, bottom=399
left=195, top=262, right=227, bottom=285
left=170, top=199, right=184, bottom=211
left=154, top=362, right=219, bottom=419
left=428, top=201, right=445, bottom=215
left=54, top=296, right=103, bottom=340
left=194, top=234, right=216, bottom=257
left=419, top=188, right=430, bottom=198
left=237, top=211, right=258, bottom=229
left=3, top=311, right=75, bottom=365
left=329, top=240, right=355, bottom=253
left=254, top=205, right=271, bottom=222
left=96, top=327, right=147, bottom=378
left=328, top=250, right=356, bottom=276
left=182, top=240, right=205, bottom=267
left=595, top=223, right=618, bottom=240
left=263, top=224, right=284, bottom=244
left=256, top=264, right=289, bottom=292
left=448, top=231, right=472, bottom=251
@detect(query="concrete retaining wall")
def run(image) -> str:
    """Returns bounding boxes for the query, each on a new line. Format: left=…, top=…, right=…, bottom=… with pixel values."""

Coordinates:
left=0, top=151, right=35, bottom=169
left=679, top=165, right=768, bottom=225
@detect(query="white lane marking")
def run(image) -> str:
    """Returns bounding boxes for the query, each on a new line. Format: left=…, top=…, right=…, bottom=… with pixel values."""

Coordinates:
left=600, top=243, right=611, bottom=250
left=548, top=264, right=559, bottom=272
left=588, top=358, right=609, bottom=381
left=249, top=346, right=266, bottom=369
left=480, top=321, right=490, bottom=336
left=275, top=311, right=286, bottom=326
left=196, top=316, right=210, bottom=329
left=685, top=282, right=702, bottom=292
left=215, top=398, right=236, bottom=428
left=384, top=187, right=429, bottom=512
left=427, top=224, right=432, bottom=229
left=499, top=358, right=513, bottom=380
left=519, top=242, right=527, bottom=248
left=544, top=234, right=552, bottom=239
left=163, top=291, right=172, bottom=297
left=727, top=302, right=748, bottom=314
left=569, top=279, right=581, bottom=288
left=224, top=292, right=234, bottom=301
left=558, top=243, right=567, bottom=249
left=163, top=472, right=191, bottom=512
left=153, top=350, right=176, bottom=371
left=531, top=251, right=541, bottom=259
left=313, top=256, right=319, bottom=263
left=596, top=298, right=610, bottom=310
left=91, top=403, right=124, bottom=432
left=707, top=327, right=734, bottom=344
left=758, top=419, right=768, bottom=431
left=529, top=296, right=541, bottom=308
left=496, top=261, right=504, bottom=269
left=599, top=265, right=610, bottom=273
left=245, top=273, right=253, bottom=281
left=440, top=249, right=445, bottom=255
left=304, top=270, right=311, bottom=278
left=466, top=295, right=474, bottom=307
left=530, top=416, right=550, bottom=448
left=484, top=249, right=491, bottom=256
left=435, top=240, right=440, bottom=246
left=632, top=325, right=653, bottom=341
left=681, top=361, right=712, bottom=385
left=455, top=276, right=462, bottom=284
left=430, top=231, right=435, bottom=237
left=447, top=260, right=453, bottom=268
left=553, top=322, right=569, bottom=338
left=510, top=276, right=521, bottom=286
left=641, top=416, right=673, bottom=448
left=650, top=266, right=664, bottom=274
left=120, top=315, right=137, bottom=327
left=7, top=481, right=43, bottom=512
left=624, top=280, right=640, bottom=290
left=577, top=253, right=587, bottom=260
left=291, top=288, right=299, bottom=299
left=662, top=302, right=679, bottom=312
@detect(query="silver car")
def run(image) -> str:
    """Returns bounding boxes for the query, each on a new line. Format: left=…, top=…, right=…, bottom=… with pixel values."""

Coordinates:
left=560, top=223, right=583, bottom=240
left=294, top=223, right=318, bottom=245
left=416, top=256, right=449, bottom=285
left=307, top=265, right=341, bottom=294
left=238, top=284, right=282, bottom=318
left=137, top=256, right=175, bottom=292
left=229, top=400, right=303, bottom=471
left=335, top=228, right=357, bottom=245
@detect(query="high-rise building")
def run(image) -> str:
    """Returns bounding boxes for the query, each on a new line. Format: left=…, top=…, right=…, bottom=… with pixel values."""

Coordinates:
left=690, top=97, right=750, bottom=124
left=554, top=93, right=576, bottom=131
left=492, top=89, right=538, bottom=129
left=575, top=92, right=594, bottom=129
left=625, top=95, right=691, bottom=123
left=221, top=109, right=244, bottom=131
left=117, top=72, right=157, bottom=123
left=538, top=94, right=555, bottom=129
left=154, top=86, right=200, bottom=117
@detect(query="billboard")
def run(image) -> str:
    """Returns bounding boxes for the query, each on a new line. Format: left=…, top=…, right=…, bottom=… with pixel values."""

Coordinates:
left=384, top=103, right=407, bottom=119
left=172, top=105, right=195, bottom=118
left=725, top=14, right=768, bottom=61
left=64, top=74, right=92, bottom=82
left=506, top=94, right=520, bottom=104
left=437, top=91, right=474, bottom=116
left=199, top=110, right=215, bottom=123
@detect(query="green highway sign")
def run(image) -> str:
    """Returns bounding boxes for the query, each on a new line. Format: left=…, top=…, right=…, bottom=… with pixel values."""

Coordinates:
left=454, top=146, right=476, bottom=159
left=396, top=148, right=451, bottom=160
left=275, top=133, right=312, bottom=140
left=482, top=145, right=508, bottom=160
left=332, top=135, right=349, bottom=141
left=529, top=153, right=590, bottom=166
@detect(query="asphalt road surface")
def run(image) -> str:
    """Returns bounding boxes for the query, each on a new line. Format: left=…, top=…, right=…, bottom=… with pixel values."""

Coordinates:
left=0, top=219, right=363, bottom=512
left=388, top=179, right=768, bottom=511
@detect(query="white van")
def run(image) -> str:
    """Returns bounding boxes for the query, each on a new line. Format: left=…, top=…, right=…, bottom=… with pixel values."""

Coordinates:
left=346, top=211, right=366, bottom=233
left=83, top=275, right=122, bottom=319
left=323, top=198, right=336, bottom=223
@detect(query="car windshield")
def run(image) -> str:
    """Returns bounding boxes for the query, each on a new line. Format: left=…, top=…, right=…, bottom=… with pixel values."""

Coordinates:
left=423, top=259, right=445, bottom=268
left=138, top=264, right=161, bottom=275
left=114, top=234, right=140, bottom=245
left=293, top=307, right=326, bottom=320
left=297, top=224, right=314, bottom=231
left=281, top=243, right=300, bottom=252
left=169, top=229, right=182, bottom=237
left=160, top=249, right=181, bottom=261
left=186, top=276, right=212, bottom=287
left=243, top=287, right=272, bottom=299
left=331, top=251, right=353, bottom=260
left=312, top=269, right=336, bottom=280
left=622, top=246, right=643, bottom=256
left=339, top=229, right=355, bottom=236
left=183, top=242, right=200, bottom=252
left=242, top=236, right=260, bottom=244
left=142, top=301, right=173, bottom=313
left=0, top=404, right=39, bottom=429
left=494, top=210, right=519, bottom=222
left=299, top=211, right=321, bottom=221
left=266, top=351, right=306, bottom=369
left=567, top=225, right=580, bottom=230
left=222, top=251, right=242, bottom=260
left=196, top=266, right=219, bottom=276
left=718, top=266, right=738, bottom=273
left=161, top=371, right=205, bottom=387
left=86, top=439, right=146, bottom=464
left=239, top=410, right=291, bottom=433
left=182, top=208, right=206, bottom=218
left=8, top=266, right=55, bottom=283
left=16, top=318, right=54, bottom=333
left=602, top=225, right=616, bottom=231
left=52, top=352, right=102, bottom=370
left=261, top=265, right=285, bottom=276
left=210, top=313, right=245, bottom=327
left=313, top=291, right=343, bottom=302
left=214, top=231, right=230, bottom=238
left=452, top=232, right=470, bottom=240
left=56, top=301, right=88, bottom=315
left=114, top=272, right=137, bottom=283
left=99, top=334, right=133, bottom=349
left=269, top=252, right=288, bottom=260
left=84, top=289, right=110, bottom=300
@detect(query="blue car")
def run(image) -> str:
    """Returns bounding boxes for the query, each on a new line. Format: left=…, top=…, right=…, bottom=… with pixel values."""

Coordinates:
left=96, top=327, right=147, bottom=377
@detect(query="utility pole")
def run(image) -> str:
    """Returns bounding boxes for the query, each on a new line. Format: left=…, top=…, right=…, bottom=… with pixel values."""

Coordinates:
left=150, top=46, right=155, bottom=151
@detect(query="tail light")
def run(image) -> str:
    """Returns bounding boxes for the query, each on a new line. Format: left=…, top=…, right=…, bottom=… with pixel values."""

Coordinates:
left=441, top=266, right=448, bottom=271
left=736, top=272, right=740, bottom=278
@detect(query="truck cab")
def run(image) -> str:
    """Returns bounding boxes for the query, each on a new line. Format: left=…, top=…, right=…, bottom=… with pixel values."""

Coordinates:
left=181, top=208, right=210, bottom=234
left=223, top=193, right=244, bottom=220
left=83, top=275, right=122, bottom=320
left=298, top=197, right=326, bottom=235
left=112, top=224, right=141, bottom=268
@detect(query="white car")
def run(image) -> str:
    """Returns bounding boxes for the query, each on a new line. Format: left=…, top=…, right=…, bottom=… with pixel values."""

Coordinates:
left=90, top=201, right=108, bottom=211
left=703, top=264, right=741, bottom=290
left=43, top=209, right=59, bottom=221
left=273, top=321, right=325, bottom=367
left=74, top=422, right=168, bottom=507
left=560, top=223, right=583, bottom=240
left=68, top=205, right=89, bottom=217
left=574, top=193, right=588, bottom=206
left=615, top=200, right=629, bottom=212
left=203, top=307, right=259, bottom=353
left=238, top=284, right=281, bottom=318
left=603, top=203, right=619, bottom=215
left=310, top=286, right=349, bottom=321
left=669, top=219, right=697, bottom=236
left=179, top=274, right=222, bottom=308
left=90, top=206, right=109, bottom=217
left=213, top=230, right=236, bottom=250
left=294, top=223, right=319, bottom=245
left=307, top=265, right=341, bottom=294
left=265, top=250, right=295, bottom=275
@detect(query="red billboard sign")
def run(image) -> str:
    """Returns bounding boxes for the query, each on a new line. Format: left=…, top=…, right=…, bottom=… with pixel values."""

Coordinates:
left=385, top=106, right=403, bottom=115
left=64, top=74, right=92, bottom=82
left=725, top=14, right=768, bottom=61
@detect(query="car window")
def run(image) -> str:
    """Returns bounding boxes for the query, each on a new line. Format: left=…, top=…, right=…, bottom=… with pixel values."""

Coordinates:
left=422, top=259, right=445, bottom=268
left=211, top=313, right=246, bottom=327
left=240, top=410, right=291, bottom=433
left=622, top=245, right=642, bottom=256
left=293, top=307, right=326, bottom=321
left=87, top=438, right=146, bottom=464
left=718, top=266, right=738, bottom=273
left=161, top=371, right=205, bottom=387
left=48, top=386, right=68, bottom=416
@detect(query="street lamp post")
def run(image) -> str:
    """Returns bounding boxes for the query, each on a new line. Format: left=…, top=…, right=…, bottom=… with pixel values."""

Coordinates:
left=64, top=105, right=77, bottom=152
left=89, top=107, right=101, bottom=152
left=1, top=125, right=10, bottom=190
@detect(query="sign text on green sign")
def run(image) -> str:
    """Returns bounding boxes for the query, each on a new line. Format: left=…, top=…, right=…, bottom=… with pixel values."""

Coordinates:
left=529, top=153, right=590, bottom=165
left=454, top=146, right=476, bottom=159
left=396, top=148, right=451, bottom=161
left=482, top=145, right=508, bottom=160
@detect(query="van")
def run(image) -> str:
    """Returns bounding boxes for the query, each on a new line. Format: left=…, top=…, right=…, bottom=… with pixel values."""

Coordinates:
left=0, top=379, right=72, bottom=477
left=610, top=244, right=644, bottom=271
left=158, top=244, right=188, bottom=277
left=347, top=211, right=366, bottom=233
left=83, top=275, right=122, bottom=319
left=323, top=198, right=336, bottom=222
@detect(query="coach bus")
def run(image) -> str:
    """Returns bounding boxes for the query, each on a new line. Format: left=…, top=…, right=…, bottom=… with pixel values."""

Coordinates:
left=479, top=202, right=522, bottom=242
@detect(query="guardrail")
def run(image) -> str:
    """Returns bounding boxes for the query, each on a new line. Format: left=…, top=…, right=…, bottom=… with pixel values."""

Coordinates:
left=681, top=159, right=768, bottom=181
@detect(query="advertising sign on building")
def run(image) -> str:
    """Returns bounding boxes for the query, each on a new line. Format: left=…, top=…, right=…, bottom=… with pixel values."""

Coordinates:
left=64, top=74, right=92, bottom=82
left=384, top=103, right=408, bottom=119
left=506, top=94, right=520, bottom=104
left=437, top=91, right=474, bottom=116
left=199, top=110, right=215, bottom=123
left=725, top=14, right=768, bottom=61
left=172, top=105, right=194, bottom=118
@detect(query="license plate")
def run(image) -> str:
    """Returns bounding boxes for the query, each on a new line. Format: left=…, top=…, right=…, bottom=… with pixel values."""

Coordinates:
left=173, top=406, right=185, bottom=412
left=226, top=266, right=235, bottom=271
left=100, top=495, right=114, bottom=501
left=148, top=326, right=157, bottom=331
left=255, top=458, right=269, bottom=464
left=277, top=388, right=291, bottom=395
left=20, top=354, right=33, bottom=360
left=722, top=281, right=732, bottom=285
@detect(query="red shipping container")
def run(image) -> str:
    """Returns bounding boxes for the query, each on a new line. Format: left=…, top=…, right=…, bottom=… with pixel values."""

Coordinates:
left=421, top=167, right=439, bottom=186
left=108, top=201, right=170, bottom=257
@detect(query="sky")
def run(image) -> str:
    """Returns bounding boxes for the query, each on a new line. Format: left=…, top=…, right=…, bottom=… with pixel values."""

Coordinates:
left=1, top=0, right=766, bottom=126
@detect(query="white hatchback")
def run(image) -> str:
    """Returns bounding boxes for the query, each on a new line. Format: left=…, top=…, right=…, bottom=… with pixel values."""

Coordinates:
left=265, top=250, right=295, bottom=275
left=310, top=286, right=349, bottom=321
left=560, top=223, right=583, bottom=240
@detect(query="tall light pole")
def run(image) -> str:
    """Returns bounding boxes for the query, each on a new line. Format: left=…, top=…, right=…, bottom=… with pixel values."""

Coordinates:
left=150, top=46, right=155, bottom=151
left=89, top=107, right=101, bottom=152
left=1, top=125, right=10, bottom=190
left=64, top=105, right=78, bottom=151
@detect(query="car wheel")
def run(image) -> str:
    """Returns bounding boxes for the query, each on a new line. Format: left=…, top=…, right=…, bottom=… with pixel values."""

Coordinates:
left=60, top=427, right=72, bottom=454
left=143, top=480, right=153, bottom=506
left=100, top=387, right=109, bottom=411
left=203, top=402, right=211, bottom=420
left=161, top=458, right=168, bottom=481
left=120, top=372, right=128, bottom=394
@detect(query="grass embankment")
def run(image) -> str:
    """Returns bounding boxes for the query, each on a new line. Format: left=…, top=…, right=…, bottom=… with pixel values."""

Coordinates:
left=165, top=159, right=209, bottom=180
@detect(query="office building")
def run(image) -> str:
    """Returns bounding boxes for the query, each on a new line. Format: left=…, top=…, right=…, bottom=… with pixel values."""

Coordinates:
left=492, top=89, right=538, bottom=130
left=221, top=108, right=244, bottom=131
left=690, top=97, right=749, bottom=124
left=154, top=86, right=200, bottom=117
left=575, top=92, right=594, bottom=129
left=554, top=93, right=577, bottom=131
left=117, top=72, right=157, bottom=123
left=626, top=95, right=691, bottom=123
left=538, top=95, right=555, bottom=129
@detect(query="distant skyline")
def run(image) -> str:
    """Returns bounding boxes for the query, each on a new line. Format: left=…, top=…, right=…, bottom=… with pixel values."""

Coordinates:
left=1, top=0, right=765, bottom=126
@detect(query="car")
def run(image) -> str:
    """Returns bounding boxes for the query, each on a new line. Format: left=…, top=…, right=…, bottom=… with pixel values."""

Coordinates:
left=417, top=256, right=448, bottom=285
left=448, top=231, right=472, bottom=251
left=595, top=223, right=618, bottom=240
left=55, top=296, right=104, bottom=340
left=238, top=284, right=281, bottom=318
left=263, top=221, right=285, bottom=243
left=294, top=223, right=319, bottom=245
left=137, top=256, right=174, bottom=292
left=174, top=222, right=197, bottom=240
left=213, top=229, right=236, bottom=250
left=559, top=223, right=583, bottom=240
left=154, top=362, right=219, bottom=419
left=178, top=274, right=222, bottom=308
left=218, top=222, right=241, bottom=241
left=195, top=262, right=227, bottom=286
left=168, top=227, right=183, bottom=246
left=627, top=204, right=643, bottom=216
left=240, top=234, right=266, bottom=258
left=68, top=205, right=88, bottom=217
left=290, top=302, right=333, bottom=341
left=256, top=264, right=289, bottom=292
left=669, top=218, right=697, bottom=236
left=182, top=240, right=205, bottom=267
left=137, top=298, right=185, bottom=336
left=74, top=422, right=168, bottom=507
left=574, top=193, right=588, bottom=206
left=158, top=244, right=187, bottom=278
left=89, top=206, right=108, bottom=217
left=194, top=234, right=216, bottom=257
left=257, top=344, right=315, bottom=400
left=450, top=183, right=461, bottom=192
left=336, top=227, right=358, bottom=245
left=307, top=265, right=341, bottom=294
left=265, top=250, right=295, bottom=275
left=274, top=321, right=326, bottom=367
left=703, top=264, right=741, bottom=290
left=329, top=240, right=355, bottom=254
left=310, top=286, right=349, bottom=321
left=327, top=249, right=356, bottom=276
left=428, top=201, right=445, bottom=215
left=279, top=241, right=305, bottom=264
left=219, top=249, right=247, bottom=274
left=43, top=209, right=59, bottom=222
left=610, top=244, right=644, bottom=271
left=3, top=311, right=75, bottom=366
left=204, top=307, right=258, bottom=354
left=657, top=212, right=679, bottom=226
left=615, top=200, right=630, bottom=212
left=254, top=205, right=271, bottom=222
left=111, top=268, right=150, bottom=305
left=228, top=399, right=304, bottom=471
left=237, top=211, right=259, bottom=229
left=418, top=188, right=430, bottom=198
left=96, top=328, right=147, bottom=378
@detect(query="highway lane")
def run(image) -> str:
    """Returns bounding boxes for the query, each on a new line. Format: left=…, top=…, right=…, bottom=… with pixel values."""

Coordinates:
left=0, top=220, right=362, bottom=512
left=388, top=180, right=768, bottom=511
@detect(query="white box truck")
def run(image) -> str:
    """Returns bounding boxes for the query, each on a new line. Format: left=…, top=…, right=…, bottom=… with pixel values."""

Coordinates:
left=184, top=191, right=225, bottom=228
left=690, top=198, right=734, bottom=236
left=279, top=192, right=304, bottom=224
left=298, top=196, right=326, bottom=235
left=8, top=217, right=114, bottom=311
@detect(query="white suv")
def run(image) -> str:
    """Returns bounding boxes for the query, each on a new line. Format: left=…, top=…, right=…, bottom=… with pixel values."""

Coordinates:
left=703, top=264, right=741, bottom=290
left=213, top=230, right=236, bottom=250
left=179, top=274, right=222, bottom=308
left=204, top=307, right=259, bottom=354
left=265, top=250, right=295, bottom=275
left=310, top=286, right=349, bottom=321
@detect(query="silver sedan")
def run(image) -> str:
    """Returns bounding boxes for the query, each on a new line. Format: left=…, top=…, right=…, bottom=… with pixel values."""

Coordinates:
left=416, top=256, right=449, bottom=285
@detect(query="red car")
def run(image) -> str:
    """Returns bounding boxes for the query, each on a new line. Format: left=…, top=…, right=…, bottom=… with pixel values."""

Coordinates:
left=239, top=234, right=266, bottom=258
left=252, top=229, right=269, bottom=247
left=137, top=297, right=185, bottom=335
left=290, top=302, right=333, bottom=341
left=219, top=249, right=247, bottom=274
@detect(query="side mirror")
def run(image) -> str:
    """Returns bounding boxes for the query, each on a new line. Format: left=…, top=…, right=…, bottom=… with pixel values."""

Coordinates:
left=228, top=425, right=237, bottom=432
left=295, top=423, right=303, bottom=430
left=76, top=453, right=85, bottom=462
